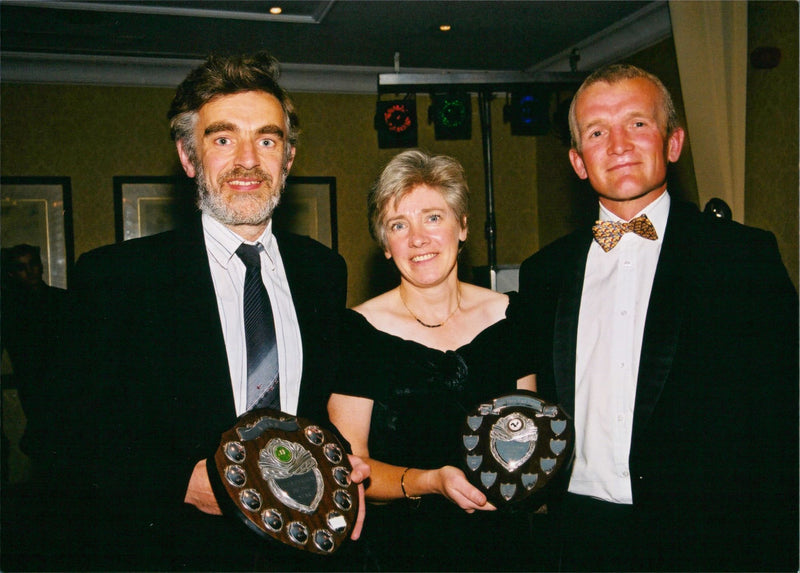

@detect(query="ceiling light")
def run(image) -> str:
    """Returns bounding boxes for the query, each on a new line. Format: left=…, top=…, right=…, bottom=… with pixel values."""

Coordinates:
left=439, top=24, right=451, bottom=32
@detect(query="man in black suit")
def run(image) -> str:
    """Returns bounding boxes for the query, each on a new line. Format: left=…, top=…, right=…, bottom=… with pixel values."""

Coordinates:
left=514, top=64, right=797, bottom=571
left=31, top=52, right=367, bottom=571
left=1, top=244, right=67, bottom=467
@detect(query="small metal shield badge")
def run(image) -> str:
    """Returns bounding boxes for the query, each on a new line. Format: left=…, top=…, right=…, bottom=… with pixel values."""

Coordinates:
left=460, top=391, right=574, bottom=506
left=259, top=438, right=324, bottom=514
left=213, top=409, right=359, bottom=555
left=489, top=413, right=538, bottom=472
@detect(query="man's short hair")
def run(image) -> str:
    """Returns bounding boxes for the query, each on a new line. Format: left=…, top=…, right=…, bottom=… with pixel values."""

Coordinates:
left=167, top=52, right=299, bottom=162
left=568, top=63, right=679, bottom=152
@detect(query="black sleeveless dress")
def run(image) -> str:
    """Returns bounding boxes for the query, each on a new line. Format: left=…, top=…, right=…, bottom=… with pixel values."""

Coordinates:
left=334, top=303, right=544, bottom=571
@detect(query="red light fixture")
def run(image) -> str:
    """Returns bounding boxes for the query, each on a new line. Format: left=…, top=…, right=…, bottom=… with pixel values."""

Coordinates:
left=374, top=98, right=418, bottom=148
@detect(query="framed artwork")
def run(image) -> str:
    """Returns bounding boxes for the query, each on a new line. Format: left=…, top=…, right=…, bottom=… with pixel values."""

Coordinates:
left=113, top=176, right=183, bottom=242
left=0, top=176, right=74, bottom=289
left=273, top=176, right=337, bottom=251
left=113, top=175, right=338, bottom=251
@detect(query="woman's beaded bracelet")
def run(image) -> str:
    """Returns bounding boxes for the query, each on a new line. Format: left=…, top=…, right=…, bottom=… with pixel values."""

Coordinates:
left=400, top=467, right=421, bottom=500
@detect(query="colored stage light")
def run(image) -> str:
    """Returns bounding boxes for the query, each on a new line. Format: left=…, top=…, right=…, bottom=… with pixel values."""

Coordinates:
left=428, top=92, right=471, bottom=140
left=503, top=89, right=550, bottom=136
left=374, top=98, right=418, bottom=148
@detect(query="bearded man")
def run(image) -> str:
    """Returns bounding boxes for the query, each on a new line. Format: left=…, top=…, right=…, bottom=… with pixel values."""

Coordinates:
left=28, top=52, right=367, bottom=572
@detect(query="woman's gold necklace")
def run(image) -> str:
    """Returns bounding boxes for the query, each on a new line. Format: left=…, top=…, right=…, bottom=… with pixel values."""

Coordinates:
left=399, top=286, right=461, bottom=328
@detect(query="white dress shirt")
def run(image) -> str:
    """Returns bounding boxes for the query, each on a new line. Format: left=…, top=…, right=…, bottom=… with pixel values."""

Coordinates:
left=202, top=214, right=303, bottom=416
left=569, top=191, right=670, bottom=504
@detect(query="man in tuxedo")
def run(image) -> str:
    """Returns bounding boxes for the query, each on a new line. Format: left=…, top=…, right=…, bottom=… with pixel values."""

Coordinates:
left=515, top=64, right=797, bottom=571
left=32, top=52, right=367, bottom=571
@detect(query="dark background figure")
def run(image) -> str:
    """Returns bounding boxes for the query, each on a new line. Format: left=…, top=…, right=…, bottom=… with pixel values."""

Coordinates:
left=1, top=244, right=68, bottom=573
left=513, top=64, right=798, bottom=572
left=3, top=52, right=367, bottom=572
left=1, top=244, right=67, bottom=468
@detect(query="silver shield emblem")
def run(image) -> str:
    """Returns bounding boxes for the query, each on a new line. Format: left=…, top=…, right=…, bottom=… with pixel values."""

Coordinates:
left=489, top=413, right=538, bottom=472
left=259, top=438, right=324, bottom=514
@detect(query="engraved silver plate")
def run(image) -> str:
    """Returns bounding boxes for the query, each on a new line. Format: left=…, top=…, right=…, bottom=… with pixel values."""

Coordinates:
left=304, top=426, right=325, bottom=445
left=262, top=508, right=283, bottom=531
left=225, top=464, right=247, bottom=487
left=287, top=521, right=309, bottom=545
left=224, top=441, right=246, bottom=463
left=326, top=511, right=347, bottom=533
left=240, top=489, right=262, bottom=511
left=323, top=443, right=343, bottom=464
left=460, top=390, right=574, bottom=506
left=333, top=489, right=352, bottom=511
left=313, top=529, right=335, bottom=552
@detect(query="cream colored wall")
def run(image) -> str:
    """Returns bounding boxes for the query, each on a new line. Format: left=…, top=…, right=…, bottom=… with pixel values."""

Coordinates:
left=745, top=1, right=798, bottom=288
left=1, top=85, right=178, bottom=256
left=1, top=86, right=538, bottom=306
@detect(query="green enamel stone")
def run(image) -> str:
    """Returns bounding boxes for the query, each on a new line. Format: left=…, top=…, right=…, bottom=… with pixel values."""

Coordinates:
left=275, top=446, right=292, bottom=462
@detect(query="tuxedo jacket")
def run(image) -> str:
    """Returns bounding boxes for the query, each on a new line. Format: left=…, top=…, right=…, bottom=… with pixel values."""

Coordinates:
left=41, top=216, right=348, bottom=571
left=514, top=199, right=798, bottom=571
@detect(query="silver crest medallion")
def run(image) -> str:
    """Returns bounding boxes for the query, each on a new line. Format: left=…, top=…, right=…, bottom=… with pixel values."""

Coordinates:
left=489, top=413, right=538, bottom=472
left=259, top=438, right=324, bottom=514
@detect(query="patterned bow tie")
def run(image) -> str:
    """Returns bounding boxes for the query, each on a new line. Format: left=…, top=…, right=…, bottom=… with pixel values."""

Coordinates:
left=592, top=214, right=658, bottom=252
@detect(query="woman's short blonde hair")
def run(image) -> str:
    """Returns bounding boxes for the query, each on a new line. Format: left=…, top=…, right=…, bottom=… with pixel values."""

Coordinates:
left=368, top=149, right=469, bottom=251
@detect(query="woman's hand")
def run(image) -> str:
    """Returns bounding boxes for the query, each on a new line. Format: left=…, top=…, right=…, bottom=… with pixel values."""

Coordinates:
left=429, top=465, right=496, bottom=513
left=329, top=393, right=494, bottom=513
left=346, top=454, right=371, bottom=540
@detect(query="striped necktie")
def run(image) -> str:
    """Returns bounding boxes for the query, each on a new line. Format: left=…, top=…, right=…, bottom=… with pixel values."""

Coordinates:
left=235, top=243, right=280, bottom=411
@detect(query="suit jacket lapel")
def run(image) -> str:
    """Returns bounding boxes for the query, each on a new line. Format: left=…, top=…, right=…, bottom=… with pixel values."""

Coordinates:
left=632, top=201, right=690, bottom=434
left=274, top=232, right=316, bottom=322
left=170, top=219, right=238, bottom=426
left=553, top=231, right=593, bottom=417
left=272, top=232, right=326, bottom=419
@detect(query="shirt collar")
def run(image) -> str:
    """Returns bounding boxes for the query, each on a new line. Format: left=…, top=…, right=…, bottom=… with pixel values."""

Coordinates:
left=202, top=213, right=276, bottom=269
left=597, top=190, right=670, bottom=241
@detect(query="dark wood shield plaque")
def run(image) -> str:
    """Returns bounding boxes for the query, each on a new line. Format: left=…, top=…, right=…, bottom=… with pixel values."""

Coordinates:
left=460, top=391, right=574, bottom=506
left=212, top=408, right=359, bottom=555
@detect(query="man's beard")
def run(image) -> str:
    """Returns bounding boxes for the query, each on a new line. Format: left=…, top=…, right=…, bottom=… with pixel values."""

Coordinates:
left=195, top=163, right=285, bottom=226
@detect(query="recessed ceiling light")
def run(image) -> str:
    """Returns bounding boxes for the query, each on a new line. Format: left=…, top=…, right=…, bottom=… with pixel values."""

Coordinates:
left=439, top=24, right=451, bottom=32
left=270, top=7, right=283, bottom=15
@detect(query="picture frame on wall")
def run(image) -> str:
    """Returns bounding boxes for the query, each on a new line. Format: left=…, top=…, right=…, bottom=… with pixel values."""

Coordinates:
left=0, top=176, right=74, bottom=289
left=113, top=176, right=185, bottom=243
left=273, top=176, right=337, bottom=251
left=113, top=175, right=338, bottom=251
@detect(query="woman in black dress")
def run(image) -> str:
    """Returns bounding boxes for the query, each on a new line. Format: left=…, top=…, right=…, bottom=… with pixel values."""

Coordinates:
left=329, top=150, right=537, bottom=571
